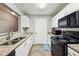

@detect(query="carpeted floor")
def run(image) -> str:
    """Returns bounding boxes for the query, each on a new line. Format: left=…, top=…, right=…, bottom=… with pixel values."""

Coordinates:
left=28, top=44, right=51, bottom=56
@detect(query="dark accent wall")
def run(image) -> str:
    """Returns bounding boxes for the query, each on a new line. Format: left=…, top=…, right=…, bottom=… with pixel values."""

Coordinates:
left=0, top=4, right=18, bottom=33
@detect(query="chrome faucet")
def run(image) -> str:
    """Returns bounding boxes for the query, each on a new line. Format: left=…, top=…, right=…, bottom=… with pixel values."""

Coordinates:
left=6, top=30, right=13, bottom=40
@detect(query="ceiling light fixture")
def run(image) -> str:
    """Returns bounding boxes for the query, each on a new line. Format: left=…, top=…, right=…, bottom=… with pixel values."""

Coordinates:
left=11, top=11, right=16, bottom=16
left=37, top=3, right=47, bottom=9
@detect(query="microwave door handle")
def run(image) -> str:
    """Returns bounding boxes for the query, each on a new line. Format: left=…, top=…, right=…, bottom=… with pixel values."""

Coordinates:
left=67, top=18, right=70, bottom=25
left=76, top=12, right=79, bottom=25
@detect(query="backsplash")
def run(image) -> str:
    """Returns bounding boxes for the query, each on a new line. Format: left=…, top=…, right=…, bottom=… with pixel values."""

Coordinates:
left=0, top=4, right=18, bottom=33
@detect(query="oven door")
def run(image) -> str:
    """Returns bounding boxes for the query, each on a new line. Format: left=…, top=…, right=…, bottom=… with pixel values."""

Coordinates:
left=51, top=39, right=64, bottom=56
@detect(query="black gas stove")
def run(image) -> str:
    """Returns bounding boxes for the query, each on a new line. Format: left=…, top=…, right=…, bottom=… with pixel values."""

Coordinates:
left=51, top=31, right=79, bottom=56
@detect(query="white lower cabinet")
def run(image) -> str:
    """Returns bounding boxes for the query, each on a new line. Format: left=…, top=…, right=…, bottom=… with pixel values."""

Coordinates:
left=68, top=47, right=79, bottom=56
left=15, top=40, right=27, bottom=56
left=15, top=35, right=34, bottom=56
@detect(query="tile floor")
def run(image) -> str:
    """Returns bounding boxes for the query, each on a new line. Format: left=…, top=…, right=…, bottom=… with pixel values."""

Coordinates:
left=28, top=44, right=51, bottom=56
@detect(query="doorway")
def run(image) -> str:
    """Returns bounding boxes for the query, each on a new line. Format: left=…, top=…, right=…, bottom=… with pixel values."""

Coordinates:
left=35, top=18, right=47, bottom=44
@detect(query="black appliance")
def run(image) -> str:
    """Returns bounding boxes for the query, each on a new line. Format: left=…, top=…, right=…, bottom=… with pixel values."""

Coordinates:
left=51, top=31, right=79, bottom=56
left=52, top=28, right=62, bottom=35
left=58, top=16, right=70, bottom=28
left=58, top=10, right=79, bottom=28
left=54, top=30, right=62, bottom=35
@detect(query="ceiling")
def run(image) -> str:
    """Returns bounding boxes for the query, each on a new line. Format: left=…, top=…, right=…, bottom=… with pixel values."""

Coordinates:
left=15, top=3, right=68, bottom=16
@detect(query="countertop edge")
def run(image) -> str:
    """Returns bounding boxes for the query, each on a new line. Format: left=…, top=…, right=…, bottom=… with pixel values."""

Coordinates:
left=0, top=33, right=33, bottom=56
left=67, top=45, right=79, bottom=54
left=7, top=33, right=33, bottom=56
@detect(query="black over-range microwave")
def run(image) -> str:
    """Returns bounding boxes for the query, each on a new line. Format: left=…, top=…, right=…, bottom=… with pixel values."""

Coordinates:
left=58, top=10, right=79, bottom=28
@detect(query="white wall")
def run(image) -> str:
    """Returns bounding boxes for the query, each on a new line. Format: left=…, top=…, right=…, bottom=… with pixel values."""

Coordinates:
left=27, top=15, right=52, bottom=33
left=47, top=17, right=52, bottom=32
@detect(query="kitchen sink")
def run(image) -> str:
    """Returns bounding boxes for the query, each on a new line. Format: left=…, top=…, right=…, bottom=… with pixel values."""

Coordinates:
left=13, top=37, right=26, bottom=41
left=0, top=37, right=26, bottom=46
left=0, top=40, right=19, bottom=46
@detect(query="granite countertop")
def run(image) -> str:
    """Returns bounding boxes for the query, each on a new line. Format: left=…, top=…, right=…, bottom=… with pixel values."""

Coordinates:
left=68, top=44, right=79, bottom=53
left=0, top=32, right=33, bottom=56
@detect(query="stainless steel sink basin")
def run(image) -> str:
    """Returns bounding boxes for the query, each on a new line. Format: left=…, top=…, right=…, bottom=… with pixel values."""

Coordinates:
left=0, top=37, right=26, bottom=46
left=0, top=40, right=19, bottom=46
left=13, top=37, right=25, bottom=41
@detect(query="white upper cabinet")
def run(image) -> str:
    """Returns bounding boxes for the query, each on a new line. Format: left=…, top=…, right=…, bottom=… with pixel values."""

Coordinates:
left=51, top=3, right=79, bottom=28
left=20, top=16, right=29, bottom=32
left=21, top=16, right=29, bottom=27
left=66, top=4, right=79, bottom=15
left=52, top=17, right=58, bottom=28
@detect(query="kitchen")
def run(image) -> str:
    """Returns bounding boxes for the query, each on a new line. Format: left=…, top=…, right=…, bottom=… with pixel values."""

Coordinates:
left=0, top=3, right=79, bottom=56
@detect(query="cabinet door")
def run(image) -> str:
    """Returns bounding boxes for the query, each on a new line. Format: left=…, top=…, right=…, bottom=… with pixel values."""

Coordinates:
left=31, top=34, right=35, bottom=44
left=25, top=37, right=32, bottom=55
left=21, top=16, right=27, bottom=27
left=15, top=41, right=25, bottom=56
left=25, top=35, right=34, bottom=55
left=21, top=16, right=29, bottom=27
left=15, top=35, right=34, bottom=56
left=15, top=38, right=28, bottom=56
left=26, top=17, right=29, bottom=27
left=21, top=16, right=29, bottom=32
